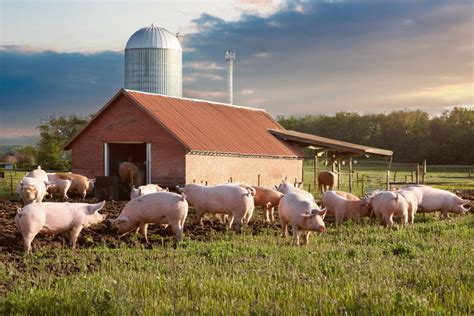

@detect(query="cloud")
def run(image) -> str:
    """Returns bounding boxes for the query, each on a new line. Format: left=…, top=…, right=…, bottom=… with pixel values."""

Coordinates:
left=0, top=46, right=123, bottom=136
left=182, top=0, right=473, bottom=115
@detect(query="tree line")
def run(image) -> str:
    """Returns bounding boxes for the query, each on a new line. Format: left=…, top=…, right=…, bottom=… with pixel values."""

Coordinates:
left=277, top=108, right=473, bottom=165
left=1, top=108, right=472, bottom=170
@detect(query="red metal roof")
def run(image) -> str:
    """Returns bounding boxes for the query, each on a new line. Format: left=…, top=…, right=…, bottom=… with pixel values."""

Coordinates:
left=125, top=90, right=301, bottom=157
left=65, top=89, right=302, bottom=157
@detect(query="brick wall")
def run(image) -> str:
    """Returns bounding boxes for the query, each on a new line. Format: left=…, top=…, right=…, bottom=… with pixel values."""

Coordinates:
left=185, top=154, right=303, bottom=187
left=70, top=94, right=186, bottom=185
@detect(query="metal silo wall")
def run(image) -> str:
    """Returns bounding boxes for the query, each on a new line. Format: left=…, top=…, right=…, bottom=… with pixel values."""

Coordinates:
left=124, top=48, right=182, bottom=97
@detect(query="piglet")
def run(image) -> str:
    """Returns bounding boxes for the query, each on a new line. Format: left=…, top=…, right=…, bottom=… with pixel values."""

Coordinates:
left=15, top=201, right=106, bottom=254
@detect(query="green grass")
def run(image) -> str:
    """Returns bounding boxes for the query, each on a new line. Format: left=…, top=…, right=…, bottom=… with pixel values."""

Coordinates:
left=1, top=214, right=473, bottom=314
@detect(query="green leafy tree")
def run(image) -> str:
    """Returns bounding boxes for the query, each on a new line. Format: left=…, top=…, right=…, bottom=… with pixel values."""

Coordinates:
left=36, top=115, right=89, bottom=170
left=15, top=145, right=37, bottom=168
left=277, top=108, right=473, bottom=164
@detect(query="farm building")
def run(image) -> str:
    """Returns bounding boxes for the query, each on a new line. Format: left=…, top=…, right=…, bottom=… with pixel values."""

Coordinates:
left=64, top=24, right=393, bottom=190
left=64, top=89, right=305, bottom=187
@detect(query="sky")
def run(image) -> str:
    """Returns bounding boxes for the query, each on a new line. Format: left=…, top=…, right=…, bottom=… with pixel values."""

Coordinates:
left=1, top=0, right=473, bottom=144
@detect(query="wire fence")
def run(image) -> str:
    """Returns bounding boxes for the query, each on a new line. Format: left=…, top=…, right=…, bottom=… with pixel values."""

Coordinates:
left=301, top=159, right=474, bottom=198
left=2, top=161, right=473, bottom=200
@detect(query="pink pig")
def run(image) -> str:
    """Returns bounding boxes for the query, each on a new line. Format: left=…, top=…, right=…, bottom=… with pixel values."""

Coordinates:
left=15, top=201, right=106, bottom=254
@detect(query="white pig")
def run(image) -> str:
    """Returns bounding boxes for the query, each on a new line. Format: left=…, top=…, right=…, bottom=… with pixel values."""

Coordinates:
left=396, top=189, right=418, bottom=224
left=130, top=184, right=167, bottom=200
left=25, top=166, right=49, bottom=183
left=109, top=191, right=188, bottom=244
left=15, top=201, right=106, bottom=254
left=17, top=177, right=53, bottom=205
left=367, top=191, right=409, bottom=227
left=404, top=185, right=471, bottom=217
left=47, top=173, right=72, bottom=200
left=178, top=183, right=255, bottom=233
left=322, top=191, right=371, bottom=224
left=279, top=191, right=327, bottom=246
left=275, top=180, right=314, bottom=201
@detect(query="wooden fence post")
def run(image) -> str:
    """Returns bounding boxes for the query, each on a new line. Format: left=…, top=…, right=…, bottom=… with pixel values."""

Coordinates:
left=416, top=164, right=420, bottom=184
left=348, top=158, right=353, bottom=193
left=337, top=162, right=341, bottom=189
left=386, top=170, right=390, bottom=190
left=422, top=160, right=427, bottom=184
left=361, top=174, right=365, bottom=195
left=313, top=155, right=318, bottom=193
left=393, top=171, right=397, bottom=182
left=411, top=171, right=414, bottom=183
left=356, top=173, right=359, bottom=188
left=257, top=174, right=261, bottom=186
left=308, top=184, right=311, bottom=194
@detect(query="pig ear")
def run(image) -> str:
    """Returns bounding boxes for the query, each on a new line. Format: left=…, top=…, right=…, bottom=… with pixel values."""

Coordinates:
left=89, top=201, right=106, bottom=214
left=316, top=207, right=327, bottom=218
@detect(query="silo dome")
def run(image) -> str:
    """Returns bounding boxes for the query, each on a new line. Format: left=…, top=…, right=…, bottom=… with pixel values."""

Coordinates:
left=126, top=25, right=182, bottom=50
left=124, top=24, right=182, bottom=96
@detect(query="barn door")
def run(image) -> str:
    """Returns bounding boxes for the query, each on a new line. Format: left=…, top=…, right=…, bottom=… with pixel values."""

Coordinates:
left=104, top=142, right=109, bottom=176
left=146, top=143, right=151, bottom=184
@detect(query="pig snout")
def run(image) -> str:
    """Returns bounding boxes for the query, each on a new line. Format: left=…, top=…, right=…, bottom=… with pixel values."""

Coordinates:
left=318, top=226, right=326, bottom=233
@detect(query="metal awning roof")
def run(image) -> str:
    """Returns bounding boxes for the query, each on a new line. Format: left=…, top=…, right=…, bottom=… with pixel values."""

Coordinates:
left=268, top=129, right=393, bottom=158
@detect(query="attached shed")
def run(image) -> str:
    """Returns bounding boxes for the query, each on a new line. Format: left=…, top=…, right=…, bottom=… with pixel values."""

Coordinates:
left=64, top=89, right=304, bottom=187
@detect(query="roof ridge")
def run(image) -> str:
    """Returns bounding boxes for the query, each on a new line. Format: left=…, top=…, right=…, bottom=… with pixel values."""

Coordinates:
left=124, top=89, right=267, bottom=112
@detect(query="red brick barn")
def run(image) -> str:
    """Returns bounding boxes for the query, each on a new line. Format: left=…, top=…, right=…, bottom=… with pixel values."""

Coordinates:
left=64, top=89, right=304, bottom=187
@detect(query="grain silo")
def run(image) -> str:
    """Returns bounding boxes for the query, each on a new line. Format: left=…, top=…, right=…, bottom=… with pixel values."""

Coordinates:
left=124, top=24, right=182, bottom=96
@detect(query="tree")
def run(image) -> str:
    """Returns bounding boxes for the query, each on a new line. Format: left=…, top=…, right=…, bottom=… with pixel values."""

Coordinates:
left=36, top=115, right=89, bottom=170
left=15, top=145, right=37, bottom=168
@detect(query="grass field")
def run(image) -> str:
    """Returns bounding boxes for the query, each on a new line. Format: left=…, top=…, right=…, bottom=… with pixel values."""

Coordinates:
left=1, top=164, right=473, bottom=314
left=1, top=212, right=473, bottom=314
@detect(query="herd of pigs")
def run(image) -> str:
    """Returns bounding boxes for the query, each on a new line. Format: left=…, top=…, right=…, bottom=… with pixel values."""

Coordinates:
left=13, top=167, right=472, bottom=254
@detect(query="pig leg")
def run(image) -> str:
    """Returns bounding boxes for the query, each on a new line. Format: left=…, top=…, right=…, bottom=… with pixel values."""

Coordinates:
left=264, top=207, right=270, bottom=223
left=195, top=209, right=205, bottom=227
left=171, top=224, right=183, bottom=243
left=270, top=207, right=275, bottom=224
left=22, top=233, right=36, bottom=254
left=234, top=217, right=244, bottom=233
left=335, top=213, right=344, bottom=225
left=280, top=218, right=288, bottom=237
left=302, top=231, right=311, bottom=245
left=291, top=224, right=300, bottom=246
left=139, top=223, right=149, bottom=244
left=227, top=215, right=234, bottom=229
left=384, top=214, right=394, bottom=228
left=70, top=226, right=84, bottom=249
left=400, top=212, right=408, bottom=226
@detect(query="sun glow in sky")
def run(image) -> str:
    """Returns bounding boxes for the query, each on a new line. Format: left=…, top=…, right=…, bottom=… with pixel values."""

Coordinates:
left=0, top=0, right=473, bottom=142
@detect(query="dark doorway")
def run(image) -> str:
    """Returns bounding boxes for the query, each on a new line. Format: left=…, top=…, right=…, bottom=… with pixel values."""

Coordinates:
left=108, top=143, right=147, bottom=199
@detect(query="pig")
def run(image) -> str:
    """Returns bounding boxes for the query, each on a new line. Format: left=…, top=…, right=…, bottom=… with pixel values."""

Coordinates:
left=335, top=191, right=360, bottom=201
left=275, top=180, right=315, bottom=202
left=130, top=184, right=167, bottom=200
left=278, top=192, right=327, bottom=246
left=252, top=186, right=284, bottom=223
left=15, top=201, right=106, bottom=254
left=17, top=177, right=53, bottom=205
left=109, top=192, right=188, bottom=244
left=318, top=171, right=338, bottom=193
left=55, top=173, right=95, bottom=199
left=396, top=189, right=418, bottom=224
left=178, top=183, right=255, bottom=233
left=404, top=185, right=471, bottom=217
left=366, top=191, right=409, bottom=227
left=25, top=166, right=49, bottom=183
left=322, top=191, right=371, bottom=224
left=119, top=162, right=144, bottom=189
left=46, top=173, right=72, bottom=200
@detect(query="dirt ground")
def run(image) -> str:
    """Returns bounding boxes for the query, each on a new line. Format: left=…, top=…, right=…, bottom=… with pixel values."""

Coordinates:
left=0, top=198, right=279, bottom=259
